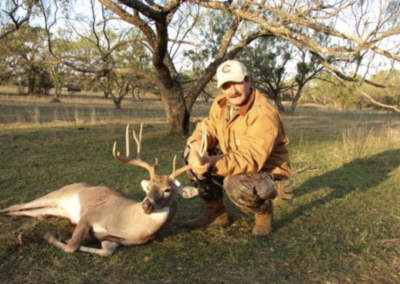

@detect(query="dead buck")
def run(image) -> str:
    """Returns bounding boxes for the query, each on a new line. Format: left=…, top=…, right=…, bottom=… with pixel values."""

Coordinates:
left=0, top=124, right=204, bottom=256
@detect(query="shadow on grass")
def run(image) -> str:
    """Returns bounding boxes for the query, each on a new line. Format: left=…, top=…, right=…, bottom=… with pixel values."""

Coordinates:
left=275, top=148, right=400, bottom=230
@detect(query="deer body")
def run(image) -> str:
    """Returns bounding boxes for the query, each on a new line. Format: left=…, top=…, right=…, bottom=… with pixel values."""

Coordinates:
left=0, top=124, right=202, bottom=256
left=0, top=180, right=180, bottom=256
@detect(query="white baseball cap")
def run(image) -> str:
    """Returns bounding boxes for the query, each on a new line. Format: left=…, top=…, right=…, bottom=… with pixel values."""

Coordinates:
left=216, top=60, right=248, bottom=88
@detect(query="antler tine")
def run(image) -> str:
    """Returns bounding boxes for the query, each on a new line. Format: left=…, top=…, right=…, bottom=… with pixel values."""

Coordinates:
left=170, top=164, right=194, bottom=179
left=125, top=124, right=130, bottom=158
left=132, top=123, right=143, bottom=159
left=187, top=122, right=208, bottom=166
left=154, top=157, right=158, bottom=171
left=170, top=123, right=208, bottom=179
left=172, top=155, right=177, bottom=173
left=113, top=123, right=155, bottom=177
left=199, top=122, right=208, bottom=157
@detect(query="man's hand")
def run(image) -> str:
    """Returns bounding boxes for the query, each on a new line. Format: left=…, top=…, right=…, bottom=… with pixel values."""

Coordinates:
left=191, top=160, right=211, bottom=175
left=186, top=141, right=214, bottom=175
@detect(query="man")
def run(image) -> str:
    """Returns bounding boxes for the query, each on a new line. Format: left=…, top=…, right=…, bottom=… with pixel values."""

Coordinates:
left=183, top=60, right=293, bottom=237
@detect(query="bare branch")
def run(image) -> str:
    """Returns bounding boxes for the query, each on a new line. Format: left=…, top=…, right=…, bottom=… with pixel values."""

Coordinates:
left=356, top=87, right=400, bottom=113
left=0, top=0, right=33, bottom=40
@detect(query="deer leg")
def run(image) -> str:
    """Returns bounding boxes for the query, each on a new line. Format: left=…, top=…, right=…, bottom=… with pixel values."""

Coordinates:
left=63, top=221, right=91, bottom=252
left=4, top=207, right=66, bottom=218
left=77, top=241, right=120, bottom=257
left=45, top=233, right=119, bottom=257
left=0, top=198, right=58, bottom=214
left=44, top=233, right=70, bottom=251
left=44, top=221, right=90, bottom=253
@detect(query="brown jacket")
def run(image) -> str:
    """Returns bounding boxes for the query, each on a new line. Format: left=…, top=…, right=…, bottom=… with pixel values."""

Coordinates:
left=188, top=88, right=291, bottom=178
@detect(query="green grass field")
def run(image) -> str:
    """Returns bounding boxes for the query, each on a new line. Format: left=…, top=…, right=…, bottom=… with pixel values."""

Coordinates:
left=0, top=93, right=399, bottom=284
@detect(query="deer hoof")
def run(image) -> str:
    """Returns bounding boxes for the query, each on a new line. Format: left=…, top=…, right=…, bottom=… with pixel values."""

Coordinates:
left=44, top=233, right=56, bottom=243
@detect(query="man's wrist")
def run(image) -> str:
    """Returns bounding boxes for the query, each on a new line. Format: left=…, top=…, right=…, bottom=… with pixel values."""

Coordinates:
left=207, top=156, right=220, bottom=174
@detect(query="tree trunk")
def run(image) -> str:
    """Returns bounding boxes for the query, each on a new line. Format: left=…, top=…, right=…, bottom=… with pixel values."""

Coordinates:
left=113, top=98, right=122, bottom=109
left=162, top=86, right=190, bottom=136
left=27, top=67, right=36, bottom=95
left=54, top=85, right=62, bottom=99
left=290, top=84, right=304, bottom=113
left=274, top=96, right=286, bottom=113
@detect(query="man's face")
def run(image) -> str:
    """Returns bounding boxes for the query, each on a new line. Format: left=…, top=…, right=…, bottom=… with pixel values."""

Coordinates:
left=221, top=78, right=252, bottom=107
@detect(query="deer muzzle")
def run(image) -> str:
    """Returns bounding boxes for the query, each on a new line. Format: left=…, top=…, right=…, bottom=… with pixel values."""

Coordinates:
left=142, top=199, right=154, bottom=214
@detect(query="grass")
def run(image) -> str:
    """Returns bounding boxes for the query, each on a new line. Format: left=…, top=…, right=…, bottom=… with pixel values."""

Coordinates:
left=0, top=89, right=209, bottom=127
left=0, top=92, right=400, bottom=284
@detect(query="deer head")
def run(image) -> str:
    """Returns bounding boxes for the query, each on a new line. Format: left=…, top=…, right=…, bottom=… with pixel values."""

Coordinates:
left=112, top=124, right=204, bottom=214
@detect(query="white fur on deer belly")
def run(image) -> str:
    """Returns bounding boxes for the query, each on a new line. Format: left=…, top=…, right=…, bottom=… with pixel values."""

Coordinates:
left=149, top=207, right=170, bottom=224
left=59, top=194, right=81, bottom=223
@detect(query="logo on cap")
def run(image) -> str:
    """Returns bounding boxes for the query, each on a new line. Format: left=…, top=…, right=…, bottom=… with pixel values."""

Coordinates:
left=222, top=65, right=231, bottom=73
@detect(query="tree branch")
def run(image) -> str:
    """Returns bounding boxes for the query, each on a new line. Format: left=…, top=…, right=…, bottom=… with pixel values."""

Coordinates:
left=0, top=0, right=33, bottom=40
left=356, top=87, right=400, bottom=113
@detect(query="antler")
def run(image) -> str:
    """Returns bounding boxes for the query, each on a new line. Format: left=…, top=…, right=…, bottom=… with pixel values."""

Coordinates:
left=113, top=124, right=157, bottom=178
left=170, top=123, right=208, bottom=179
left=199, top=122, right=208, bottom=159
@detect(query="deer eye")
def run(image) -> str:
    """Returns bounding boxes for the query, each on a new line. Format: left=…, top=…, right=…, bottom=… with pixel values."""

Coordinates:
left=164, top=188, right=172, bottom=193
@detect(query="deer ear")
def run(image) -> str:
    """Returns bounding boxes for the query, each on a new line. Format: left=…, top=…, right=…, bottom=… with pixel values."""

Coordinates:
left=140, top=180, right=150, bottom=193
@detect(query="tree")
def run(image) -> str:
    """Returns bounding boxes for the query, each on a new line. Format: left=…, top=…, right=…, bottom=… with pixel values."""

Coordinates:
left=0, top=0, right=34, bottom=40
left=240, top=37, right=295, bottom=112
left=100, top=0, right=400, bottom=134
left=1, top=25, right=49, bottom=95
left=38, top=0, right=154, bottom=108
left=288, top=48, right=326, bottom=113
left=203, top=0, right=400, bottom=113
left=360, top=70, right=400, bottom=110
left=304, top=72, right=360, bottom=109
left=47, top=63, right=70, bottom=101
left=36, top=68, right=54, bottom=95
left=97, top=0, right=276, bottom=134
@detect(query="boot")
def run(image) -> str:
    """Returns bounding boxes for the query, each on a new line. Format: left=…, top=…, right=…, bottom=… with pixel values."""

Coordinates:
left=183, top=197, right=230, bottom=229
left=252, top=207, right=273, bottom=237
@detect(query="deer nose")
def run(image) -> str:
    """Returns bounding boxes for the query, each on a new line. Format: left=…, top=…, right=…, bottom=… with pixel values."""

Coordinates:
left=142, top=199, right=154, bottom=214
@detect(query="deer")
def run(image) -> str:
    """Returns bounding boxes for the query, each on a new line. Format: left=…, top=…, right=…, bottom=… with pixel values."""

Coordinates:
left=0, top=124, right=205, bottom=257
